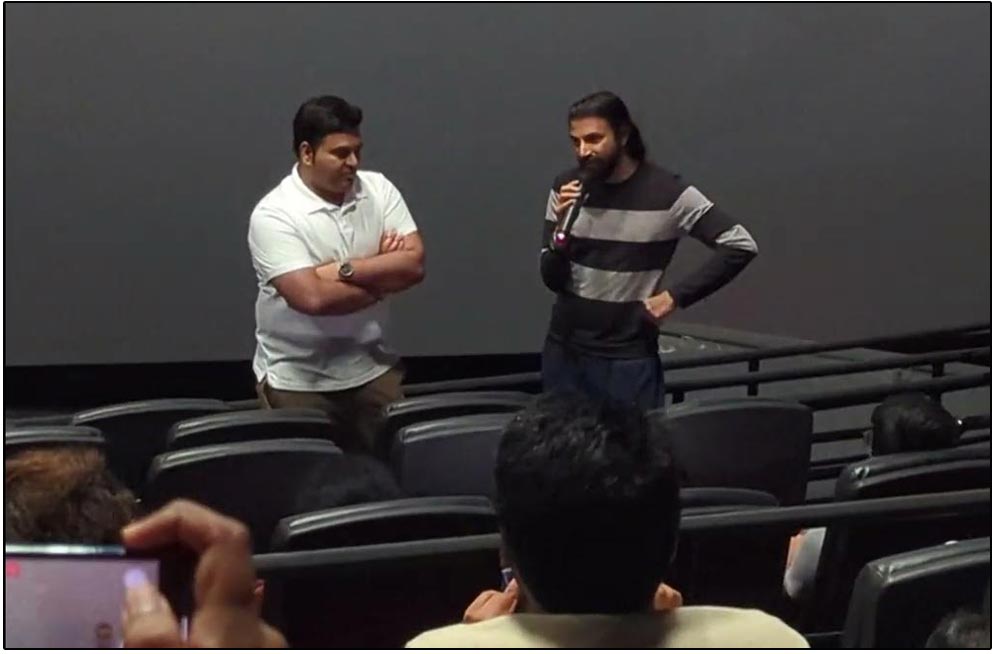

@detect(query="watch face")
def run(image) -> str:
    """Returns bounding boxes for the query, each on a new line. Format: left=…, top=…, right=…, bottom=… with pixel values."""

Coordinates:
left=339, top=262, right=354, bottom=278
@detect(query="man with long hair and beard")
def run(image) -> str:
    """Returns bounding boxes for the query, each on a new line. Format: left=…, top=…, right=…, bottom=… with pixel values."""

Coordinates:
left=539, top=91, right=759, bottom=410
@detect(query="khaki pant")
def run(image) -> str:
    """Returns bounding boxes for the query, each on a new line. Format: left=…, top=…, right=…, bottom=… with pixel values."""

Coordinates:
left=256, top=364, right=404, bottom=456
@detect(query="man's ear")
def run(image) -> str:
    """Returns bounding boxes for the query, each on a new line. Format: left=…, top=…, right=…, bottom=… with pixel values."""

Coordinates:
left=298, top=142, right=314, bottom=165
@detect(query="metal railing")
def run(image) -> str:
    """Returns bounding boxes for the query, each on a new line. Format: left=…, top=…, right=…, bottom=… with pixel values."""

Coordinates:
left=664, top=346, right=988, bottom=404
left=403, top=322, right=989, bottom=396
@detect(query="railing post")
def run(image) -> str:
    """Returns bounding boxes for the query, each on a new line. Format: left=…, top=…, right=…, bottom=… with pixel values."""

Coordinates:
left=930, top=362, right=945, bottom=401
left=747, top=359, right=760, bottom=396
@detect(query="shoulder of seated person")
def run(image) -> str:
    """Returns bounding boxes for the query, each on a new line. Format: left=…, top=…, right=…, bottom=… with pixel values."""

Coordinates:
left=406, top=617, right=514, bottom=648
left=669, top=606, right=808, bottom=647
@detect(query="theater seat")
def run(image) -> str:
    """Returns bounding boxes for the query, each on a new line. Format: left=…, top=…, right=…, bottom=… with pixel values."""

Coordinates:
left=650, top=398, right=813, bottom=505
left=842, top=538, right=990, bottom=648
left=145, top=438, right=342, bottom=551
left=834, top=444, right=992, bottom=499
left=255, top=534, right=502, bottom=648
left=805, top=444, right=991, bottom=631
left=379, top=392, right=532, bottom=457
left=390, top=413, right=512, bottom=498
left=166, top=408, right=334, bottom=450
left=72, top=398, right=230, bottom=492
left=4, top=425, right=105, bottom=456
left=671, top=488, right=787, bottom=612
left=270, top=496, right=497, bottom=551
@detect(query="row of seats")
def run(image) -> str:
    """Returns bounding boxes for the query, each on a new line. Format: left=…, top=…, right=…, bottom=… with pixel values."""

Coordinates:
left=4, top=392, right=535, bottom=491
left=252, top=525, right=989, bottom=648
left=8, top=395, right=817, bottom=504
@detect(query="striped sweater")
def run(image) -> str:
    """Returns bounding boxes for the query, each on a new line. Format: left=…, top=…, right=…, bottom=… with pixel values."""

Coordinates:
left=540, top=162, right=758, bottom=358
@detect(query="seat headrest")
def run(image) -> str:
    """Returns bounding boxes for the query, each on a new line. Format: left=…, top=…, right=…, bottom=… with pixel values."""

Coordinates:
left=397, top=413, right=513, bottom=443
left=385, top=392, right=533, bottom=416
left=4, top=425, right=106, bottom=455
left=171, top=408, right=330, bottom=435
left=151, top=438, right=341, bottom=471
left=836, top=445, right=990, bottom=498
left=73, top=398, right=229, bottom=423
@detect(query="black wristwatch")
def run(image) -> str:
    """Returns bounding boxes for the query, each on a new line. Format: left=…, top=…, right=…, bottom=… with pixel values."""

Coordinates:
left=338, top=261, right=355, bottom=280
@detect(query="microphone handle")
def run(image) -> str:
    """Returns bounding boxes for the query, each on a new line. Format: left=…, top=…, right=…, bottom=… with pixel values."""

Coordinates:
left=552, top=191, right=589, bottom=249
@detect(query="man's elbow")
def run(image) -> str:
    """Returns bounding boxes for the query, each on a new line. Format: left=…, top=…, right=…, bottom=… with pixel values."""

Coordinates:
left=283, top=288, right=326, bottom=316
left=410, top=261, right=426, bottom=285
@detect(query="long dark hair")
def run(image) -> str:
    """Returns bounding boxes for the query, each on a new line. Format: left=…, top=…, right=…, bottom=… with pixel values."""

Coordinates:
left=568, top=91, right=647, bottom=162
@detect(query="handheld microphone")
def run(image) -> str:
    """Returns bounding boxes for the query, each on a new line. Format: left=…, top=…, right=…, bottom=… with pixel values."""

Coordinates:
left=552, top=165, right=600, bottom=249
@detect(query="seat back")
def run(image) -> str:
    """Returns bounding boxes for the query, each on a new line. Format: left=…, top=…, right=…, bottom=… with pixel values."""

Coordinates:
left=842, top=538, right=990, bottom=648
left=4, top=426, right=106, bottom=456
left=651, top=398, right=813, bottom=505
left=834, top=444, right=992, bottom=500
left=255, top=534, right=502, bottom=648
left=670, top=488, right=787, bottom=612
left=166, top=408, right=333, bottom=450
left=808, top=445, right=991, bottom=630
left=72, top=398, right=230, bottom=492
left=271, top=496, right=496, bottom=551
left=145, top=439, right=341, bottom=551
left=391, top=413, right=512, bottom=498
left=382, top=391, right=530, bottom=441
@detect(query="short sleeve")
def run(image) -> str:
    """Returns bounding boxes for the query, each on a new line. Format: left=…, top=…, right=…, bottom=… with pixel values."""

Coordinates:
left=247, top=208, right=316, bottom=283
left=375, top=174, right=418, bottom=236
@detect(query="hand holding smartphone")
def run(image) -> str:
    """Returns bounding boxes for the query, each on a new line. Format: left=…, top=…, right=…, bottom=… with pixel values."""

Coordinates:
left=4, top=544, right=162, bottom=649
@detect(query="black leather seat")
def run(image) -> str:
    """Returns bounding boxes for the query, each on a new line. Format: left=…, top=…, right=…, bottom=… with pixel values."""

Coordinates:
left=4, top=425, right=105, bottom=456
left=144, top=438, right=341, bottom=551
left=379, top=392, right=531, bottom=457
left=650, top=398, right=813, bottom=505
left=671, top=488, right=786, bottom=612
left=806, top=444, right=991, bottom=631
left=166, top=408, right=333, bottom=450
left=390, top=413, right=512, bottom=498
left=72, top=398, right=230, bottom=492
left=270, top=496, right=497, bottom=551
left=255, top=534, right=502, bottom=648
left=842, top=538, right=990, bottom=648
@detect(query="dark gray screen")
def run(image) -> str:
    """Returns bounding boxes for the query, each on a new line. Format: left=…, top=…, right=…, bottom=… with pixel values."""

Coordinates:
left=5, top=4, right=989, bottom=365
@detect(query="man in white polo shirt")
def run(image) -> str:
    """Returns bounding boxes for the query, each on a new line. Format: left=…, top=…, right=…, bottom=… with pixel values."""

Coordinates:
left=248, top=95, right=425, bottom=453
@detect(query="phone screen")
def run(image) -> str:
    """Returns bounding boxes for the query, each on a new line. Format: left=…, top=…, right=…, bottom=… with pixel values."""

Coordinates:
left=4, top=544, right=159, bottom=649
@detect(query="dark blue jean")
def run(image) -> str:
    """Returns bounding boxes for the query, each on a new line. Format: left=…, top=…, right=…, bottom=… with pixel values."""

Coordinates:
left=541, top=339, right=665, bottom=411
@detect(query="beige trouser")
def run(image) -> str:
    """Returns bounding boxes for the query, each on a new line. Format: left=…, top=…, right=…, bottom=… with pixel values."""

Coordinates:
left=256, top=364, right=404, bottom=456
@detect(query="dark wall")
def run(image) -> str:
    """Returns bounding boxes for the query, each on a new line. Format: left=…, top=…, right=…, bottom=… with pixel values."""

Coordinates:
left=5, top=4, right=989, bottom=365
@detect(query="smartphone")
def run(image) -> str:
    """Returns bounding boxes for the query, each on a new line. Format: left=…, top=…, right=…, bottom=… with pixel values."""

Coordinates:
left=4, top=544, right=162, bottom=648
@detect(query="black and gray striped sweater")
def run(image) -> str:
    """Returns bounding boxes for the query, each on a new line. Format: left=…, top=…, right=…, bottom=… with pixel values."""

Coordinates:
left=540, top=161, right=758, bottom=358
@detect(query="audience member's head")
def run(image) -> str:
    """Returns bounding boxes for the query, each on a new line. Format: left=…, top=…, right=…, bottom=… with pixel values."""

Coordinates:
left=867, top=393, right=961, bottom=456
left=290, top=453, right=403, bottom=515
left=926, top=608, right=990, bottom=648
left=494, top=393, right=680, bottom=614
left=5, top=447, right=137, bottom=544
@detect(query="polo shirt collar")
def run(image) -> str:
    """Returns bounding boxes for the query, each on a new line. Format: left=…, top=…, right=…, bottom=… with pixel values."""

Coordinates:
left=290, top=164, right=367, bottom=213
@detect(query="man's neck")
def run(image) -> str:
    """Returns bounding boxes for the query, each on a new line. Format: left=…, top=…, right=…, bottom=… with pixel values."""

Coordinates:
left=606, top=156, right=640, bottom=184
left=296, top=164, right=346, bottom=205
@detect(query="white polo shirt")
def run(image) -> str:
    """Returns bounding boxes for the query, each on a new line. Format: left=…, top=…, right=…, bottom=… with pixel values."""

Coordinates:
left=248, top=166, right=418, bottom=392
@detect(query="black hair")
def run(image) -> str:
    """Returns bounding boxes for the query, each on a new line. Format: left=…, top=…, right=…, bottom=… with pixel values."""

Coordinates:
left=926, top=608, right=990, bottom=648
left=493, top=393, right=679, bottom=614
left=869, top=393, right=961, bottom=456
left=292, top=95, right=363, bottom=155
left=291, top=454, right=402, bottom=515
left=568, top=91, right=647, bottom=162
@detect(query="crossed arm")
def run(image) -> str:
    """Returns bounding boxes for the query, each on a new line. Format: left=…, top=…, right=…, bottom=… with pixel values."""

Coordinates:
left=271, top=230, right=425, bottom=316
